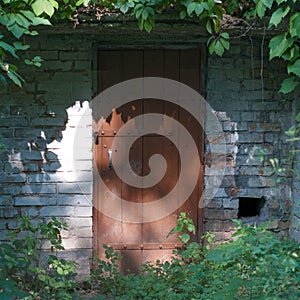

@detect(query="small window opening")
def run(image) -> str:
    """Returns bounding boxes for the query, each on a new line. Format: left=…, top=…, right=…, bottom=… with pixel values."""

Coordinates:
left=238, top=197, right=265, bottom=218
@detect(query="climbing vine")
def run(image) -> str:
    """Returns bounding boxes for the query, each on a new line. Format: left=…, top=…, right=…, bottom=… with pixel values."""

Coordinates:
left=0, top=0, right=299, bottom=93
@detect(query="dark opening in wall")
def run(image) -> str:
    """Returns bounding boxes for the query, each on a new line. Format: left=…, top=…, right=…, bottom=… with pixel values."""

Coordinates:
left=238, top=197, right=266, bottom=218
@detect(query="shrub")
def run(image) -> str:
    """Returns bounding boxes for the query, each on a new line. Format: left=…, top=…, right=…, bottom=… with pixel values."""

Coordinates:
left=0, top=216, right=77, bottom=299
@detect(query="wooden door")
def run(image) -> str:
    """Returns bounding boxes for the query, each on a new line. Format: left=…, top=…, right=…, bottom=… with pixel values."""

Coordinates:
left=94, top=49, right=204, bottom=273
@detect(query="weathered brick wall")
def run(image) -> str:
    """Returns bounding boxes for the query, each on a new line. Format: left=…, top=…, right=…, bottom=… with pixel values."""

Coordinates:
left=0, top=34, right=94, bottom=276
left=0, top=29, right=298, bottom=276
left=205, top=40, right=294, bottom=241
left=290, top=95, right=300, bottom=242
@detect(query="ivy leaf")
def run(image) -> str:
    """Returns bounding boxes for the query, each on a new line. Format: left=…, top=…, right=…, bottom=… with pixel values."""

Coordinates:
left=208, top=39, right=216, bottom=55
left=7, top=23, right=25, bottom=39
left=220, top=32, right=229, bottom=39
left=180, top=233, right=190, bottom=244
left=288, top=59, right=300, bottom=77
left=290, top=12, right=300, bottom=38
left=279, top=76, right=299, bottom=94
left=269, top=6, right=290, bottom=27
left=0, top=41, right=17, bottom=58
left=142, top=8, right=149, bottom=20
left=220, top=38, right=230, bottom=50
left=13, top=42, right=30, bottom=50
left=206, top=20, right=212, bottom=34
left=187, top=2, right=196, bottom=16
left=195, top=3, right=204, bottom=16
left=7, top=70, right=24, bottom=88
left=269, top=33, right=294, bottom=59
left=261, top=0, right=274, bottom=9
left=144, top=20, right=153, bottom=33
left=179, top=10, right=187, bottom=19
left=214, top=40, right=225, bottom=56
left=32, top=0, right=55, bottom=17
left=256, top=0, right=267, bottom=19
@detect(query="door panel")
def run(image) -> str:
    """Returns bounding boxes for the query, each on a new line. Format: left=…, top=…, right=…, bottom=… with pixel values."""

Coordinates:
left=94, top=49, right=204, bottom=273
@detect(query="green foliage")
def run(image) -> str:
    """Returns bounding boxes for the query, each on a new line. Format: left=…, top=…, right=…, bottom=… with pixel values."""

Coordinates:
left=167, top=211, right=195, bottom=244
left=89, top=217, right=300, bottom=299
left=260, top=112, right=300, bottom=184
left=0, top=0, right=299, bottom=93
left=0, top=216, right=77, bottom=299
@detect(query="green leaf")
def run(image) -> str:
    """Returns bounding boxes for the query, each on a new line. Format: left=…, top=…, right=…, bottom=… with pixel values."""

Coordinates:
left=31, top=17, right=52, bottom=26
left=208, top=39, right=216, bottom=55
left=8, top=23, right=25, bottom=39
left=187, top=2, right=196, bottom=16
left=275, top=0, right=287, bottom=4
left=144, top=20, right=153, bottom=33
left=142, top=8, right=149, bottom=20
left=32, top=0, right=55, bottom=17
left=179, top=10, right=187, bottom=19
left=13, top=42, right=30, bottom=50
left=290, top=13, right=300, bottom=38
left=195, top=3, right=204, bottom=16
left=256, top=0, right=267, bottom=19
left=220, top=38, right=230, bottom=50
left=261, top=0, right=274, bottom=9
left=269, top=33, right=294, bottom=59
left=7, top=70, right=23, bottom=87
left=214, top=40, right=225, bottom=56
left=220, top=32, right=229, bottom=39
left=288, top=59, right=300, bottom=77
left=206, top=20, right=212, bottom=34
left=269, top=6, right=290, bottom=27
left=180, top=233, right=190, bottom=243
left=279, top=76, right=299, bottom=94
left=0, top=41, right=17, bottom=58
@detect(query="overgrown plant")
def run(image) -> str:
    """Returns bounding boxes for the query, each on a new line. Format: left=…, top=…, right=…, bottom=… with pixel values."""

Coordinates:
left=1, top=0, right=299, bottom=92
left=0, top=216, right=77, bottom=299
left=89, top=215, right=300, bottom=299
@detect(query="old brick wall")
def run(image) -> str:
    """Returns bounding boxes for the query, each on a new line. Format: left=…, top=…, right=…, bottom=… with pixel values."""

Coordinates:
left=0, top=34, right=94, bottom=277
left=0, top=29, right=298, bottom=276
left=290, top=95, right=300, bottom=242
left=204, top=40, right=294, bottom=241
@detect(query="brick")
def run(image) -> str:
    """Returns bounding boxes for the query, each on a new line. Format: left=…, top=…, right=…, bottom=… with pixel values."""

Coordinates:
left=206, top=199, right=222, bottom=209
left=0, top=117, right=28, bottom=127
left=59, top=51, right=89, bottom=60
left=75, top=227, right=93, bottom=238
left=0, top=207, right=19, bottom=218
left=28, top=173, right=64, bottom=183
left=21, top=184, right=57, bottom=194
left=0, top=173, right=27, bottom=183
left=23, top=163, right=41, bottom=172
left=248, top=177, right=276, bottom=187
left=15, top=196, right=56, bottom=206
left=64, top=217, right=92, bottom=228
left=30, top=117, right=66, bottom=127
left=20, top=207, right=39, bottom=217
left=62, top=237, right=92, bottom=249
left=73, top=207, right=92, bottom=217
left=249, top=122, right=281, bottom=132
left=0, top=185, right=21, bottom=195
left=40, top=50, right=59, bottom=60
left=58, top=182, right=92, bottom=194
left=57, top=195, right=92, bottom=206
left=223, top=198, right=239, bottom=209
left=22, top=150, right=43, bottom=161
left=40, top=206, right=73, bottom=217
left=0, top=195, right=13, bottom=205
left=204, top=209, right=224, bottom=220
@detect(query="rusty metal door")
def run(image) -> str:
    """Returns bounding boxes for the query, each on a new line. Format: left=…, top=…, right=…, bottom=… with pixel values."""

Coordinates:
left=93, top=49, right=204, bottom=273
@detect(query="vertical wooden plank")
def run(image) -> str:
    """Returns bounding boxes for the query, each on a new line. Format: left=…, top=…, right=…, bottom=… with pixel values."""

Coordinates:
left=179, top=49, right=200, bottom=91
